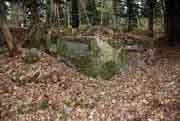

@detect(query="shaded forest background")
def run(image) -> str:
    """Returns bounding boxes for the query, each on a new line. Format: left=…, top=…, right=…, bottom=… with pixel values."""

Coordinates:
left=0, top=0, right=180, bottom=52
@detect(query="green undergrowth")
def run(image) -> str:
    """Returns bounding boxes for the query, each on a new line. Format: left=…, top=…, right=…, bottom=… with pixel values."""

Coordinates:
left=25, top=25, right=128, bottom=79
left=71, top=56, right=120, bottom=80
left=22, top=48, right=40, bottom=64
left=70, top=40, right=128, bottom=80
left=17, top=100, right=49, bottom=115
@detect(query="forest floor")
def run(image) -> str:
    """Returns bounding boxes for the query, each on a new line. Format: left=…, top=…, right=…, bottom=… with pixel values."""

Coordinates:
left=0, top=45, right=179, bottom=121
left=0, top=27, right=180, bottom=121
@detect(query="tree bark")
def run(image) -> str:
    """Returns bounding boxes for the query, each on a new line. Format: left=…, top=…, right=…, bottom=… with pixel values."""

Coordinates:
left=1, top=24, right=14, bottom=52
left=79, top=0, right=91, bottom=25
left=71, top=0, right=80, bottom=28
left=0, top=2, right=16, bottom=55
left=148, top=0, right=155, bottom=37
left=164, top=0, right=180, bottom=45
left=127, top=0, right=136, bottom=32
left=23, top=0, right=39, bottom=25
left=50, top=0, right=61, bottom=24
left=100, top=0, right=105, bottom=25
left=66, top=0, right=71, bottom=27
left=112, top=0, right=118, bottom=26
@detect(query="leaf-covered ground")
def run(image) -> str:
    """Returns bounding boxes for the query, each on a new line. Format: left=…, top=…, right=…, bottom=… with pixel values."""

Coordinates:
left=0, top=46, right=180, bottom=121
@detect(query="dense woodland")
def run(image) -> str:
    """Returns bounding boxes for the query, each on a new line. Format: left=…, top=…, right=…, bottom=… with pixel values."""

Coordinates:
left=0, top=0, right=180, bottom=121
left=0, top=0, right=180, bottom=46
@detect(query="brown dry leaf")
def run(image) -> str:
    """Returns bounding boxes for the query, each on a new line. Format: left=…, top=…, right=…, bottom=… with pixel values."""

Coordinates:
left=0, top=46, right=179, bottom=121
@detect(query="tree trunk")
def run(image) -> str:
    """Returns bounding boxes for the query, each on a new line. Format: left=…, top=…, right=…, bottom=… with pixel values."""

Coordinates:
left=127, top=0, right=136, bottom=32
left=30, top=4, right=39, bottom=25
left=50, top=0, right=54, bottom=23
left=66, top=1, right=71, bottom=27
left=50, top=0, right=61, bottom=24
left=1, top=23, right=16, bottom=55
left=71, top=0, right=80, bottom=28
left=23, top=0, right=39, bottom=25
left=165, top=0, right=180, bottom=45
left=112, top=0, right=118, bottom=26
left=0, top=2, right=16, bottom=55
left=148, top=0, right=155, bottom=37
left=100, top=0, right=105, bottom=25
left=79, top=0, right=91, bottom=25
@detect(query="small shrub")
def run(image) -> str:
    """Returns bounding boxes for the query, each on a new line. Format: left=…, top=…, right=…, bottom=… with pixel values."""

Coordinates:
left=39, top=100, right=49, bottom=110
left=70, top=56, right=93, bottom=74
left=100, top=61, right=118, bottom=79
left=56, top=39, right=72, bottom=57
left=25, top=24, right=48, bottom=48
left=22, top=48, right=40, bottom=64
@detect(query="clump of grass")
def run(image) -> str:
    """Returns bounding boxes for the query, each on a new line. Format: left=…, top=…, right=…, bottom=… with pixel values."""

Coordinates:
left=17, top=100, right=49, bottom=115
left=39, top=100, right=49, bottom=110
left=100, top=61, right=118, bottom=79
left=71, top=56, right=92, bottom=73
left=71, top=56, right=119, bottom=79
